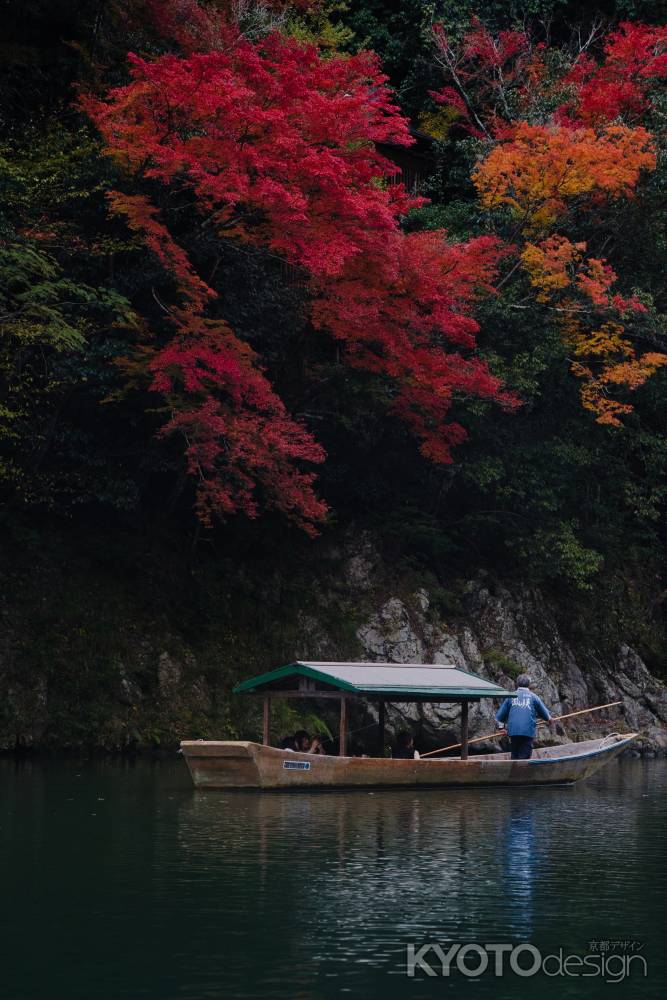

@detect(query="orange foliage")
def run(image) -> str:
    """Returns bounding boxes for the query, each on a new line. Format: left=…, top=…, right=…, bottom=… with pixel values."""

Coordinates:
left=571, top=366, right=635, bottom=426
left=473, top=122, right=656, bottom=232
left=523, top=238, right=667, bottom=425
left=434, top=19, right=666, bottom=429
left=521, top=236, right=585, bottom=301
left=573, top=354, right=667, bottom=427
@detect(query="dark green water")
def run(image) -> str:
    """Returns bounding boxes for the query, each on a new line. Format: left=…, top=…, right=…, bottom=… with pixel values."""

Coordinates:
left=1, top=756, right=664, bottom=1000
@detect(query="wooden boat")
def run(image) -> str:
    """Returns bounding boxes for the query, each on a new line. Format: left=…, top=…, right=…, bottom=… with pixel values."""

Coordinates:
left=183, top=662, right=634, bottom=790
left=180, top=732, right=636, bottom=790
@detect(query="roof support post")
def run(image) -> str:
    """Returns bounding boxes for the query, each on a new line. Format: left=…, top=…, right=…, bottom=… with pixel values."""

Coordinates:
left=339, top=696, right=348, bottom=757
left=378, top=699, right=385, bottom=758
left=460, top=701, right=469, bottom=760
left=262, top=696, right=271, bottom=746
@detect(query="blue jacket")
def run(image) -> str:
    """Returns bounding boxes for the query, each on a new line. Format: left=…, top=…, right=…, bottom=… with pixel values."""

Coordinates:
left=496, top=687, right=551, bottom=737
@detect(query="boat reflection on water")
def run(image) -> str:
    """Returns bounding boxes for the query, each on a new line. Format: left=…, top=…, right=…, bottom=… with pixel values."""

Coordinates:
left=175, top=787, right=551, bottom=950
left=503, top=808, right=536, bottom=938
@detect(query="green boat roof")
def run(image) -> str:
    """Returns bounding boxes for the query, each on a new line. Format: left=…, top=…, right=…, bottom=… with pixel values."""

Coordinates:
left=233, top=661, right=510, bottom=700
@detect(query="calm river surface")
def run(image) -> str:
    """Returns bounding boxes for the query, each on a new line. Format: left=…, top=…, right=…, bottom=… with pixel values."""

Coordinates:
left=1, top=756, right=664, bottom=1000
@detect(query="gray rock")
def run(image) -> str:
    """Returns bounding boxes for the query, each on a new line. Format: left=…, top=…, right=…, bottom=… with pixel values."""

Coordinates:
left=432, top=635, right=467, bottom=668
left=357, top=597, right=425, bottom=663
left=355, top=577, right=667, bottom=750
left=118, top=663, right=143, bottom=706
left=413, top=588, right=430, bottom=613
left=158, top=652, right=182, bottom=692
left=189, top=676, right=213, bottom=713
left=344, top=537, right=378, bottom=592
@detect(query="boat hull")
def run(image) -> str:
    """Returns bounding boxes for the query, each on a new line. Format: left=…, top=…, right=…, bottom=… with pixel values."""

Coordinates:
left=180, top=733, right=636, bottom=790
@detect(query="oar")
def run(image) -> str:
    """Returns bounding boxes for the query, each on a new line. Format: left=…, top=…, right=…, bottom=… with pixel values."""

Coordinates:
left=420, top=700, right=624, bottom=758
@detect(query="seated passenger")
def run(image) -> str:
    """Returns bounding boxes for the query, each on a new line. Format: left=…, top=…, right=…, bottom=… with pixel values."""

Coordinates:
left=281, top=730, right=328, bottom=754
left=309, top=733, right=329, bottom=755
left=393, top=731, right=420, bottom=759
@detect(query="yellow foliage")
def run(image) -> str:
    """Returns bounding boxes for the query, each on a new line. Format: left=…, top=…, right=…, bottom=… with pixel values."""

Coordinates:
left=574, top=322, right=633, bottom=359
left=418, top=107, right=459, bottom=140
left=521, top=236, right=585, bottom=301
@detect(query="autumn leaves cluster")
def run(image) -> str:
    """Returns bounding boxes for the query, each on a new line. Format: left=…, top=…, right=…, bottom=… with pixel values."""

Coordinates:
left=82, top=2, right=666, bottom=531
left=434, top=19, right=666, bottom=426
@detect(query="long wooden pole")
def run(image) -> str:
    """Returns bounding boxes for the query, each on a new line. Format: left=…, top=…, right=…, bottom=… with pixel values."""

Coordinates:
left=420, top=700, right=623, bottom=758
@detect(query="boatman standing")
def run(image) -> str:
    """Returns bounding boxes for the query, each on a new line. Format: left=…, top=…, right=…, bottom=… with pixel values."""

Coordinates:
left=495, top=674, right=553, bottom=760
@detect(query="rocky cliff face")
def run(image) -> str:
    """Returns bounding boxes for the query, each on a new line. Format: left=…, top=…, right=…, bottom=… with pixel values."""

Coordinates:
left=1, top=533, right=665, bottom=753
left=354, top=577, right=667, bottom=756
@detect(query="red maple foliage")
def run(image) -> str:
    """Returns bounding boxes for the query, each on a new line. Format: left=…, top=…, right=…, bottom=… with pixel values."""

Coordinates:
left=143, top=0, right=321, bottom=54
left=558, top=22, right=667, bottom=126
left=431, top=18, right=539, bottom=137
left=312, top=230, right=512, bottom=463
left=106, top=192, right=328, bottom=532
left=431, top=18, right=666, bottom=136
left=83, top=2, right=515, bottom=530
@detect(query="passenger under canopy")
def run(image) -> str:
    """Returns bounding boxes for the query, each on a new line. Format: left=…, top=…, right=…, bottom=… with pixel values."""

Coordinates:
left=233, top=661, right=510, bottom=758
